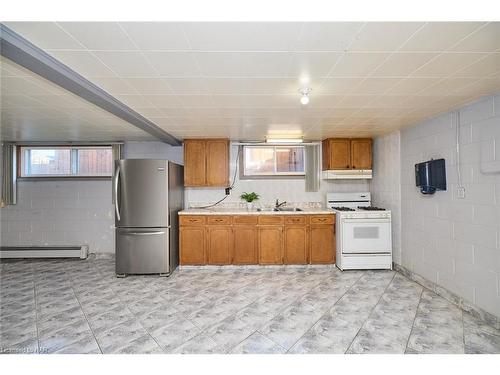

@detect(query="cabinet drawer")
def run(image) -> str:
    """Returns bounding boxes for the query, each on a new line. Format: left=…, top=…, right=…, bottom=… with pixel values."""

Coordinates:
left=309, top=215, right=334, bottom=225
left=179, top=216, right=206, bottom=226
left=207, top=216, right=232, bottom=225
left=285, top=216, right=307, bottom=225
left=258, top=216, right=284, bottom=225
left=233, top=215, right=258, bottom=225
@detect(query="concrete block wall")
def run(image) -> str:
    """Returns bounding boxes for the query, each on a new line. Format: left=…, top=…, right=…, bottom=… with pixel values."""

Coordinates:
left=399, top=92, right=500, bottom=317
left=371, top=131, right=402, bottom=263
left=0, top=180, right=114, bottom=253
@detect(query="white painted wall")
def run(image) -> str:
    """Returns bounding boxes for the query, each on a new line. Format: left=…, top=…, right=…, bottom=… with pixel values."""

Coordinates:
left=185, top=142, right=370, bottom=207
left=371, top=131, right=402, bottom=263
left=397, top=92, right=500, bottom=317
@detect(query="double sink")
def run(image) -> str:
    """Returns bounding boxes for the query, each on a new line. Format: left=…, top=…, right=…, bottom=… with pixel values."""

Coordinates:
left=256, top=207, right=303, bottom=212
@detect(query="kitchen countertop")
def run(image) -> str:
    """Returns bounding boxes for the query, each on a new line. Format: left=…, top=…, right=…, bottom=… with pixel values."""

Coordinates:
left=178, top=208, right=335, bottom=215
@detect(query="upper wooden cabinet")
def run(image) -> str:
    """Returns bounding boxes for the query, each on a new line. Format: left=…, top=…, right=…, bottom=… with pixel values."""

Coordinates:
left=350, top=139, right=372, bottom=170
left=322, top=138, right=372, bottom=170
left=184, top=139, right=229, bottom=187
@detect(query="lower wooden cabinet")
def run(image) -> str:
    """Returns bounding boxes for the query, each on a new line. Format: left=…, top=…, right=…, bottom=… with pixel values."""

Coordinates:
left=310, top=225, right=335, bottom=264
left=233, top=226, right=258, bottom=264
left=207, top=226, right=232, bottom=265
left=258, top=226, right=283, bottom=264
left=180, top=214, right=335, bottom=265
left=179, top=226, right=205, bottom=265
left=284, top=226, right=308, bottom=264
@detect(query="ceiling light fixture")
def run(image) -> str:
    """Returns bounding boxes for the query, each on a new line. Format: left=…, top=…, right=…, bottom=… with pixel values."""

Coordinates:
left=266, top=137, right=304, bottom=144
left=299, top=87, right=311, bottom=105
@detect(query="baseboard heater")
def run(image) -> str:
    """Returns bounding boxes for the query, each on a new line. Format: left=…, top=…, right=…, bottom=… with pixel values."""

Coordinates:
left=0, top=246, right=89, bottom=259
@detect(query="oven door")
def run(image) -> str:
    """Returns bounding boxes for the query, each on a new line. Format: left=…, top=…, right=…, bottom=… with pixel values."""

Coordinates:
left=341, top=218, right=392, bottom=254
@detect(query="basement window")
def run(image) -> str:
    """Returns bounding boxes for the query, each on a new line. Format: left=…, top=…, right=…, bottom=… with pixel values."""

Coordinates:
left=241, top=145, right=305, bottom=179
left=19, top=146, right=113, bottom=178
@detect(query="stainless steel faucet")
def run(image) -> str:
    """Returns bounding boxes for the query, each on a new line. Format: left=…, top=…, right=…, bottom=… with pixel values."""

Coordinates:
left=275, top=199, right=287, bottom=209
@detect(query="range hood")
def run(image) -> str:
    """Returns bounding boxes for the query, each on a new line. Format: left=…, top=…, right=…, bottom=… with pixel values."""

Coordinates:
left=321, top=169, right=372, bottom=180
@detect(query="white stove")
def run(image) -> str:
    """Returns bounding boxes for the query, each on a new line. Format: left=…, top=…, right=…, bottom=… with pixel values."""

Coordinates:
left=326, top=192, right=392, bottom=270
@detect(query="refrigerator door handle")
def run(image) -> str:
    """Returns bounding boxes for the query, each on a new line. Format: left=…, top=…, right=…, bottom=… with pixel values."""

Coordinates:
left=114, top=165, right=121, bottom=222
left=120, top=230, right=166, bottom=236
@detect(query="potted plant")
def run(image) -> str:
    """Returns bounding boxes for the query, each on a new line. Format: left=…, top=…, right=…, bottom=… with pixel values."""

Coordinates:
left=240, top=192, right=260, bottom=210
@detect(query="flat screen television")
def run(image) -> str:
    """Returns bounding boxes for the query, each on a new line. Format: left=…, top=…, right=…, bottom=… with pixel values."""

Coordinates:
left=415, top=158, right=446, bottom=195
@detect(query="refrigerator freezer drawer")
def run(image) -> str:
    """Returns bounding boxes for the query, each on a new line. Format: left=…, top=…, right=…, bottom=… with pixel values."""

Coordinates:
left=116, top=228, right=169, bottom=275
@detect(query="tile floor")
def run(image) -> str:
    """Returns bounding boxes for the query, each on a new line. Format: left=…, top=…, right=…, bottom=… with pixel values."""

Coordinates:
left=1, top=258, right=500, bottom=354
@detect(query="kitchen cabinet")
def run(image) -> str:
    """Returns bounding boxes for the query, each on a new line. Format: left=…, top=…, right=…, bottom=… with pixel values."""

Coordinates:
left=179, top=226, right=205, bottom=265
left=284, top=225, right=308, bottom=264
left=350, top=139, right=372, bottom=170
left=233, top=226, right=258, bottom=264
left=258, top=226, right=283, bottom=264
left=310, top=224, right=335, bottom=264
left=322, top=138, right=372, bottom=170
left=207, top=226, right=232, bottom=264
left=179, top=214, right=335, bottom=265
left=183, top=138, right=229, bottom=187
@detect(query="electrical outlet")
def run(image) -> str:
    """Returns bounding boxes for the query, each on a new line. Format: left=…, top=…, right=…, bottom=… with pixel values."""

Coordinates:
left=457, top=187, right=466, bottom=199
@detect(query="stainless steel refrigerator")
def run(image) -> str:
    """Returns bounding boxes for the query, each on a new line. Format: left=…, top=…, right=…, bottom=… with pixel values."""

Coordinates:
left=113, top=159, right=184, bottom=277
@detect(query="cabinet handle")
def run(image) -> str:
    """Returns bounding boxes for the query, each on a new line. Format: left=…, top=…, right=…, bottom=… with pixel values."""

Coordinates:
left=346, top=165, right=349, bottom=168
left=352, top=165, right=356, bottom=169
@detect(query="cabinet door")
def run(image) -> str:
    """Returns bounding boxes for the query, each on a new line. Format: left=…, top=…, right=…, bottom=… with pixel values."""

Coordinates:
left=284, top=226, right=308, bottom=264
left=328, top=139, right=351, bottom=170
left=184, top=140, right=206, bottom=186
left=233, top=226, right=258, bottom=264
left=258, top=226, right=283, bottom=264
left=310, top=226, right=335, bottom=264
left=206, top=140, right=229, bottom=187
left=351, top=139, right=372, bottom=170
left=180, top=227, right=205, bottom=265
left=207, top=226, right=232, bottom=265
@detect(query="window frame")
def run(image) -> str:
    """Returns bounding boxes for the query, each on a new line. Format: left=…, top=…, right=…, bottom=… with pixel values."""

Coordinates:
left=17, top=145, right=115, bottom=180
left=239, top=145, right=306, bottom=180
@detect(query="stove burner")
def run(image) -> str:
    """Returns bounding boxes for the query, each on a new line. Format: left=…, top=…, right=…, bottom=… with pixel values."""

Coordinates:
left=358, top=206, right=386, bottom=211
left=332, top=206, right=355, bottom=211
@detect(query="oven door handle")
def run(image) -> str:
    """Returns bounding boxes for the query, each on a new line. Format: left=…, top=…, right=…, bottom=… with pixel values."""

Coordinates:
left=342, top=218, right=391, bottom=224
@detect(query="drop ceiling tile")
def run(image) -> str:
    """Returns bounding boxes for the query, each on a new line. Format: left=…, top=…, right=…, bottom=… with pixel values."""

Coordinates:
left=183, top=22, right=302, bottom=51
left=385, top=78, right=437, bottom=95
left=371, top=53, right=437, bottom=77
left=1, top=76, right=57, bottom=96
left=453, top=78, right=500, bottom=97
left=453, top=53, right=500, bottom=77
left=308, top=95, right=344, bottom=108
left=143, top=51, right=201, bottom=77
left=119, top=22, right=190, bottom=50
left=90, top=77, right=138, bottom=95
left=163, top=78, right=210, bottom=94
left=329, top=53, right=389, bottom=77
left=195, top=52, right=292, bottom=77
left=4, top=22, right=84, bottom=50
left=337, top=95, right=375, bottom=107
left=349, top=78, right=401, bottom=95
left=59, top=22, right=137, bottom=50
left=419, top=78, right=480, bottom=96
left=450, top=22, right=500, bottom=52
left=411, top=53, right=487, bottom=77
left=177, top=95, right=214, bottom=107
left=295, top=23, right=364, bottom=51
left=349, top=22, right=424, bottom=51
left=47, top=50, right=116, bottom=77
left=143, top=95, right=183, bottom=108
left=92, top=51, right=157, bottom=77
left=123, top=78, right=173, bottom=94
left=317, top=78, right=362, bottom=94
left=400, top=22, right=486, bottom=52
left=288, top=52, right=342, bottom=77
